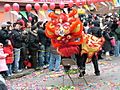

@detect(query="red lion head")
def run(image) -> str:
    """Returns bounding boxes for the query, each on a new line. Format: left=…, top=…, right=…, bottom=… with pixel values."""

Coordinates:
left=45, top=9, right=84, bottom=57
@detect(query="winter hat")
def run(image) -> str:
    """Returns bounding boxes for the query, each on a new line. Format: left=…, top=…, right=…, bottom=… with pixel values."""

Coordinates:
left=7, top=21, right=12, bottom=25
left=1, top=22, right=9, bottom=28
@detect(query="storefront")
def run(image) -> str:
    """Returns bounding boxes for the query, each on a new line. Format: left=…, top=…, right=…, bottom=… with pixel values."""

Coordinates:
left=0, top=0, right=115, bottom=24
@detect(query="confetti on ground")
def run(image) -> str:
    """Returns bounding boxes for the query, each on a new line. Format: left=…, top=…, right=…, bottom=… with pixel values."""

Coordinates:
left=6, top=57, right=120, bottom=90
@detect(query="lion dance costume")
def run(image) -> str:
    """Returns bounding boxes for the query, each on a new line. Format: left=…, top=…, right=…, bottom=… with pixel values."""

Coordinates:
left=45, top=9, right=105, bottom=61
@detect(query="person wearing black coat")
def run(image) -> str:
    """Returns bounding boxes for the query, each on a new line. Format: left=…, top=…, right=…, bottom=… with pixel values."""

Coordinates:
left=37, top=22, right=46, bottom=67
left=37, top=21, right=51, bottom=67
left=10, top=22, right=23, bottom=73
left=28, top=26, right=40, bottom=70
left=11, top=24, right=22, bottom=49
left=0, top=22, right=11, bottom=46
left=19, top=30, right=29, bottom=70
left=103, top=28, right=113, bottom=52
left=37, top=22, right=46, bottom=45
left=43, top=21, right=51, bottom=65
left=103, top=27, right=113, bottom=60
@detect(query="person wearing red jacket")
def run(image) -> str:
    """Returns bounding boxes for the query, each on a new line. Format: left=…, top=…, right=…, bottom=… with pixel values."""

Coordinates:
left=3, top=40, right=13, bottom=76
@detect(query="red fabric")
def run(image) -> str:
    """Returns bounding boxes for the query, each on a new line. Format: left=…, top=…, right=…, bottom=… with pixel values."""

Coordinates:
left=45, top=9, right=83, bottom=57
left=17, top=19, right=25, bottom=30
left=58, top=46, right=79, bottom=57
left=110, top=38, right=116, bottom=46
left=3, top=45, right=13, bottom=64
left=23, top=60, right=32, bottom=67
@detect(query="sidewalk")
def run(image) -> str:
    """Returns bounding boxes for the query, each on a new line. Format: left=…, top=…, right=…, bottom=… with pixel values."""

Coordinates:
left=5, top=69, right=35, bottom=80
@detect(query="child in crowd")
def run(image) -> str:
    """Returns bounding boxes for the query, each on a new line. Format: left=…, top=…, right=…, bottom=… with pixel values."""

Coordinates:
left=3, top=40, right=13, bottom=76
left=0, top=43, right=8, bottom=77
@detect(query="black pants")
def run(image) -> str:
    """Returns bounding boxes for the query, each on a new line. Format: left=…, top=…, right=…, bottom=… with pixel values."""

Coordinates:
left=29, top=50, right=38, bottom=69
left=0, top=72, right=7, bottom=78
left=98, top=50, right=103, bottom=59
left=76, top=53, right=100, bottom=74
left=19, top=46, right=28, bottom=69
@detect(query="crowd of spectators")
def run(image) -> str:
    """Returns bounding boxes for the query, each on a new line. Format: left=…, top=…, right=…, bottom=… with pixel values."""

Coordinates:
left=0, top=11, right=120, bottom=79
left=0, top=20, right=52, bottom=77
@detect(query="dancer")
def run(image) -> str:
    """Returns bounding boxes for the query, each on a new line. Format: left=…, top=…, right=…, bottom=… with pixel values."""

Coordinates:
left=45, top=9, right=104, bottom=77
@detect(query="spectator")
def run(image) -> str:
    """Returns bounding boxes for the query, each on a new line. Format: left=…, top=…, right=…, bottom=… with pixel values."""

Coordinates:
left=49, top=45, right=61, bottom=72
left=19, top=23, right=29, bottom=70
left=0, top=43, right=8, bottom=77
left=37, top=21, right=46, bottom=68
left=3, top=40, right=13, bottom=76
left=28, top=26, right=40, bottom=70
left=83, top=21, right=89, bottom=34
left=26, top=22, right=32, bottom=33
left=6, top=21, right=12, bottom=31
left=103, top=27, right=113, bottom=60
left=114, top=25, right=120, bottom=57
left=0, top=22, right=11, bottom=46
left=43, top=22, right=51, bottom=66
left=10, top=22, right=23, bottom=73
left=19, top=30, right=29, bottom=70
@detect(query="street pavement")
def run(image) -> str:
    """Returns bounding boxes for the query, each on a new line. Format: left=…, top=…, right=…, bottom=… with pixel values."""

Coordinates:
left=6, top=56, right=120, bottom=90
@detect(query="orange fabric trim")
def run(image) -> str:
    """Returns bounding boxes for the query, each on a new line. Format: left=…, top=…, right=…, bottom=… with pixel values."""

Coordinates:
left=68, top=9, right=77, bottom=17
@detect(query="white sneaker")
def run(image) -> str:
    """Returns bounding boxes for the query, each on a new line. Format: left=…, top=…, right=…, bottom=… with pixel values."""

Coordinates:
left=15, top=69, right=23, bottom=73
left=18, top=69, right=23, bottom=72
left=105, top=57, right=112, bottom=61
left=43, top=65, right=49, bottom=69
left=8, top=74, right=11, bottom=77
left=11, top=74, right=14, bottom=76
